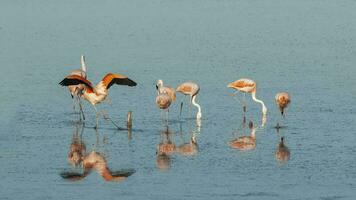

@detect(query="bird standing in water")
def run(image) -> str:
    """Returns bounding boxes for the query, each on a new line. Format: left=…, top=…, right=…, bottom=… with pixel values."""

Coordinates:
left=176, top=81, right=202, bottom=120
left=156, top=79, right=176, bottom=102
left=155, top=80, right=175, bottom=124
left=275, top=92, right=291, bottom=116
left=60, top=73, right=137, bottom=129
left=227, top=78, right=267, bottom=116
left=66, top=55, right=87, bottom=120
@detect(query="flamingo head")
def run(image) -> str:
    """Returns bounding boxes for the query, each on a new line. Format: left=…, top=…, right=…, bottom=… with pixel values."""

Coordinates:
left=156, top=79, right=163, bottom=90
left=191, top=136, right=197, bottom=144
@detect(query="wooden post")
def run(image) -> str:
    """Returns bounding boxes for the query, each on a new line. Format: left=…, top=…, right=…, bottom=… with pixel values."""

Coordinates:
left=127, top=111, right=132, bottom=129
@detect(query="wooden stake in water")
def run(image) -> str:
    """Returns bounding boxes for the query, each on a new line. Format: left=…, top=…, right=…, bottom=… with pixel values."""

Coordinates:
left=127, top=111, right=132, bottom=129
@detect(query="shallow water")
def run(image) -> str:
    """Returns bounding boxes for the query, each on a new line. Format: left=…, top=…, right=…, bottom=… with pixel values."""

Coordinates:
left=1, top=0, right=356, bottom=199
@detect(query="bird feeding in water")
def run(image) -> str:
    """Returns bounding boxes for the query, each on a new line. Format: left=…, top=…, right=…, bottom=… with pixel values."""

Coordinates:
left=59, top=73, right=137, bottom=129
left=176, top=81, right=202, bottom=120
left=155, top=80, right=175, bottom=124
left=66, top=55, right=87, bottom=120
left=275, top=92, right=291, bottom=116
left=227, top=78, right=267, bottom=116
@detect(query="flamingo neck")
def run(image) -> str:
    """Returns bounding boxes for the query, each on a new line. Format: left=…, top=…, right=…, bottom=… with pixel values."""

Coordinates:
left=251, top=90, right=267, bottom=115
left=251, top=128, right=256, bottom=139
left=81, top=55, right=87, bottom=73
left=191, top=95, right=202, bottom=119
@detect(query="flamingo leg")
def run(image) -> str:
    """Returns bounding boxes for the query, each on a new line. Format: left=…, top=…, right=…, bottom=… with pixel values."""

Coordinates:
left=166, top=109, right=169, bottom=127
left=232, top=91, right=244, bottom=108
left=179, top=95, right=187, bottom=119
left=103, top=112, right=120, bottom=129
left=72, top=95, right=77, bottom=113
left=179, top=101, right=184, bottom=119
left=93, top=105, right=99, bottom=129
left=77, top=95, right=86, bottom=121
left=243, top=93, right=247, bottom=113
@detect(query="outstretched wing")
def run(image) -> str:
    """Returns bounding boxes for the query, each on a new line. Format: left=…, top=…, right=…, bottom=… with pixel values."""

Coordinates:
left=59, top=75, right=93, bottom=89
left=102, top=73, right=137, bottom=89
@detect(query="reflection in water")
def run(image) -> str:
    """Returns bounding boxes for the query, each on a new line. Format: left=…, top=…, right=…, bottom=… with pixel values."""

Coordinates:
left=83, top=151, right=134, bottom=181
left=176, top=136, right=198, bottom=156
left=175, top=122, right=200, bottom=156
left=275, top=137, right=290, bottom=163
left=68, top=123, right=86, bottom=167
left=61, top=123, right=135, bottom=181
left=156, top=122, right=201, bottom=170
left=229, top=121, right=256, bottom=151
left=196, top=118, right=202, bottom=128
left=156, top=127, right=175, bottom=170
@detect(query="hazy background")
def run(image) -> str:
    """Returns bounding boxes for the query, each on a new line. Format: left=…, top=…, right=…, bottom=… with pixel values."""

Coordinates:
left=0, top=1, right=355, bottom=199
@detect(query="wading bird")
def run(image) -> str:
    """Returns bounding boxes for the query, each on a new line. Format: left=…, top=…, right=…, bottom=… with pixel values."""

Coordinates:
left=176, top=81, right=202, bottom=120
left=66, top=55, right=87, bottom=120
left=156, top=80, right=174, bottom=123
left=227, top=78, right=267, bottom=116
left=275, top=92, right=291, bottom=116
left=59, top=73, right=137, bottom=129
left=156, top=79, right=176, bottom=102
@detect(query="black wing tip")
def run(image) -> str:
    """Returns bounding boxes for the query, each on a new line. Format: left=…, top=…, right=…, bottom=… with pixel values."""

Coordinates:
left=129, top=79, right=137, bottom=86
left=59, top=79, right=66, bottom=86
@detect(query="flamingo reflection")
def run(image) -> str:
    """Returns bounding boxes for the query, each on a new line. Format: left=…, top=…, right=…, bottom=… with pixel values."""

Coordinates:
left=274, top=128, right=290, bottom=163
left=156, top=127, right=175, bottom=170
left=67, top=122, right=86, bottom=167
left=61, top=126, right=135, bottom=181
left=175, top=122, right=200, bottom=156
left=229, top=121, right=256, bottom=151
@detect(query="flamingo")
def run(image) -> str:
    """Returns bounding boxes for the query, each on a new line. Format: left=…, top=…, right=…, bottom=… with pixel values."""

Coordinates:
left=275, top=137, right=290, bottom=162
left=229, top=121, right=256, bottom=151
left=227, top=78, right=267, bottom=116
left=156, top=80, right=176, bottom=101
left=59, top=73, right=137, bottom=129
left=156, top=80, right=174, bottom=123
left=275, top=92, right=291, bottom=116
left=67, top=55, right=87, bottom=120
left=176, top=81, right=202, bottom=120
